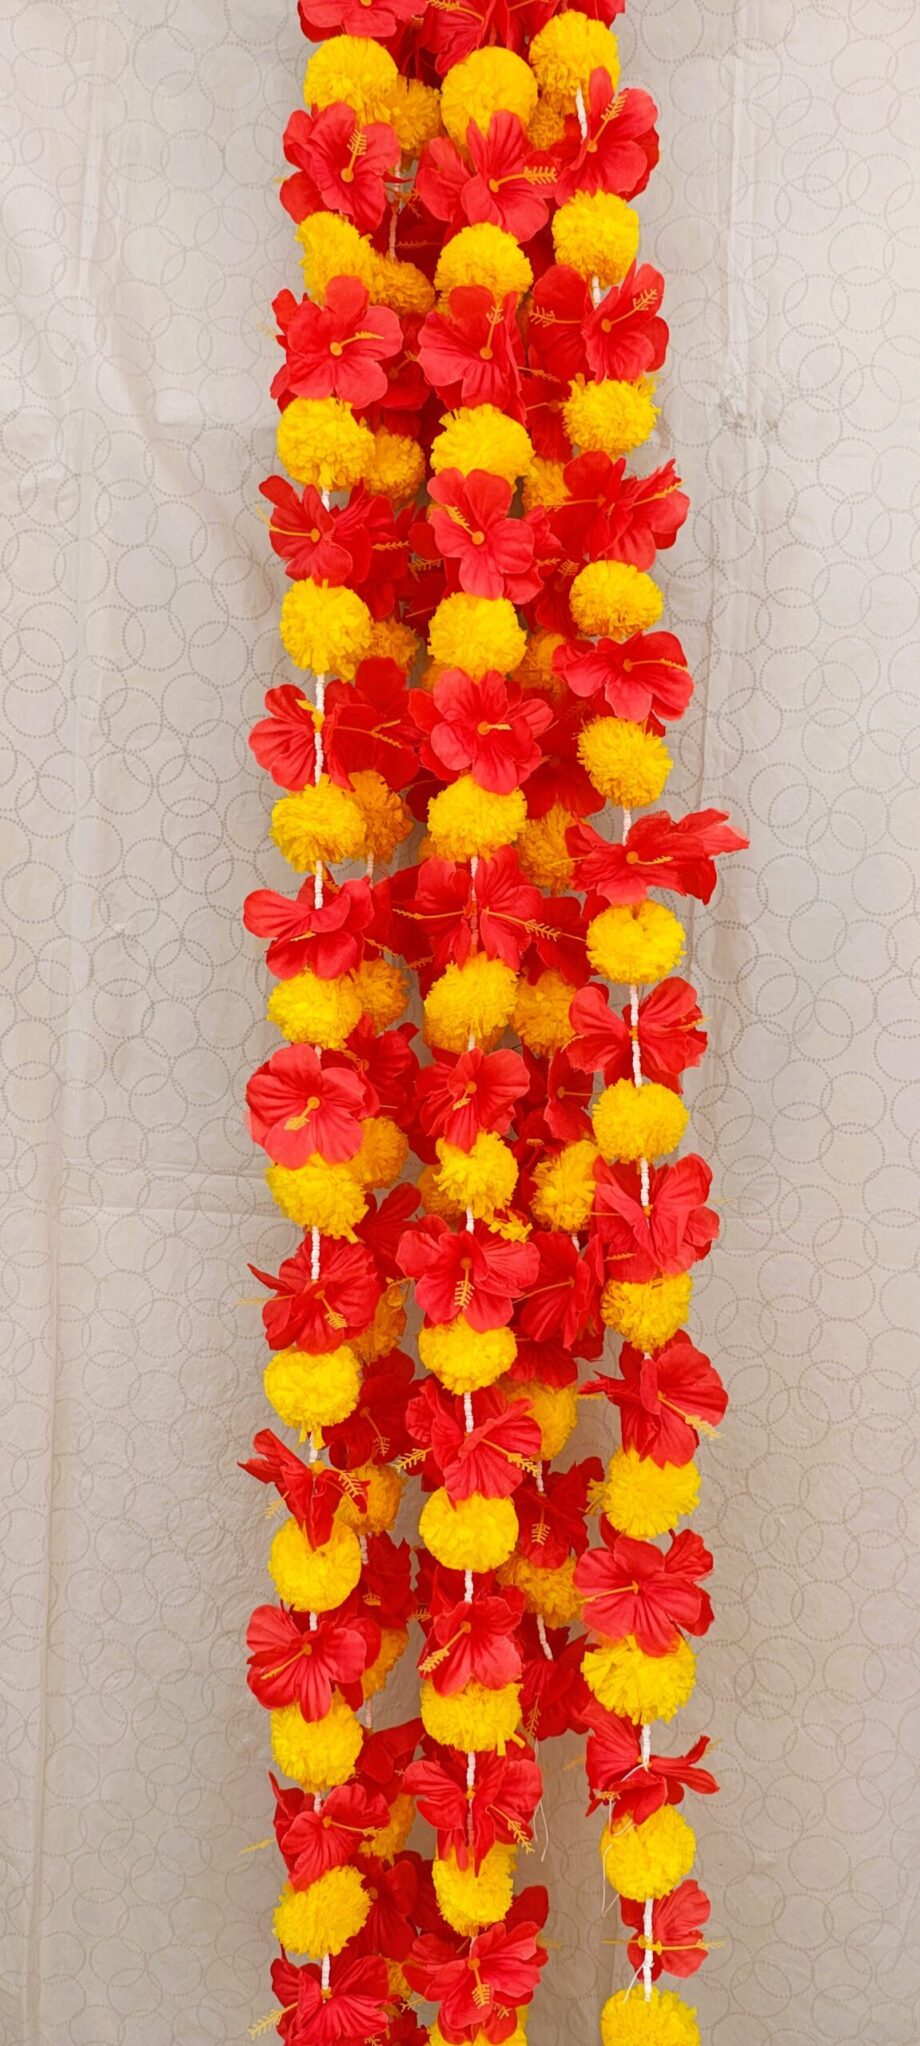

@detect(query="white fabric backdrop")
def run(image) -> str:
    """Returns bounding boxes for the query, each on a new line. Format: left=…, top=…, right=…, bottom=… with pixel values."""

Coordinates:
left=2, top=3, right=919, bottom=2042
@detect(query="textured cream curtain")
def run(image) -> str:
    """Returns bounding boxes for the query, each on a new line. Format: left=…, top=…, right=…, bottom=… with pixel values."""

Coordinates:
left=2, top=3, right=918, bottom=2042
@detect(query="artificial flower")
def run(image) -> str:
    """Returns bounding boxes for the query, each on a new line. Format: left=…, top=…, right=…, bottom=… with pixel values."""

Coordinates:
left=585, top=1336, right=728, bottom=1466
left=570, top=809, right=748, bottom=906
left=404, top=1744, right=542, bottom=1868
left=245, top=1601, right=379, bottom=1717
left=419, top=1585, right=525, bottom=1693
left=397, top=1216, right=539, bottom=1331
left=271, top=279, right=402, bottom=407
left=416, top=1046, right=531, bottom=1148
left=250, top=1237, right=381, bottom=1352
left=425, top=472, right=544, bottom=603
left=620, top=1881, right=711, bottom=1980
left=284, top=105, right=400, bottom=232
left=418, top=287, right=524, bottom=412
left=567, top=978, right=709, bottom=1089
left=555, top=69, right=659, bottom=204
left=246, top=1044, right=373, bottom=1167
left=575, top=1526, right=714, bottom=1654
left=592, top=1155, right=720, bottom=1281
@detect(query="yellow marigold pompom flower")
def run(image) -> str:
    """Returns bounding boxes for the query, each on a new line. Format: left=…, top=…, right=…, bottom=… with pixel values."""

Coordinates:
left=522, top=458, right=566, bottom=512
left=601, top=1272, right=693, bottom=1348
left=601, top=1988, right=700, bottom=2046
left=274, top=1865, right=369, bottom=1958
left=271, top=780, right=366, bottom=871
left=270, top=1694, right=363, bottom=1790
left=351, top=956, right=409, bottom=1027
left=387, top=75, right=443, bottom=153
left=268, top=1516, right=362, bottom=1612
left=268, top=968, right=363, bottom=1049
left=353, top=1284, right=407, bottom=1362
left=509, top=1377, right=579, bottom=1459
left=424, top=954, right=518, bottom=1052
left=420, top=1678, right=521, bottom=1753
left=297, top=213, right=375, bottom=299
left=440, top=48, right=538, bottom=146
left=340, top=1465, right=405, bottom=1538
left=570, top=560, right=664, bottom=642
left=565, top=375, right=658, bottom=460
left=587, top=902, right=686, bottom=986
left=583, top=1634, right=696, bottom=1722
left=435, top=223, right=533, bottom=301
left=420, top=1487, right=518, bottom=1571
left=264, top=1346, right=362, bottom=1433
left=418, top=1317, right=517, bottom=1394
left=553, top=191, right=640, bottom=285
left=366, top=615, right=421, bottom=670
left=532, top=1139, right=599, bottom=1230
left=345, top=1115, right=408, bottom=1189
left=428, top=593, right=527, bottom=679
left=427, top=777, right=527, bottom=860
left=367, top=1788, right=415, bottom=1860
left=435, top=1132, right=519, bottom=1219
left=592, top=1079, right=688, bottom=1161
left=514, top=629, right=566, bottom=701
left=603, top=1447, right=700, bottom=1537
left=419, top=1163, right=463, bottom=1220
left=431, top=405, right=533, bottom=485
left=348, top=768, right=414, bottom=861
left=600, top=1807, right=697, bottom=1901
left=363, top=426, right=426, bottom=503
left=279, top=579, right=373, bottom=680
left=500, top=1551, right=580, bottom=1628
left=433, top=1845, right=517, bottom=1936
left=266, top=1158, right=367, bottom=1237
left=530, top=15, right=620, bottom=110
left=577, top=715, right=671, bottom=805
left=370, top=250, right=436, bottom=317
left=304, top=35, right=398, bottom=121
left=517, top=804, right=576, bottom=893
left=512, top=968, right=575, bottom=1055
left=528, top=98, right=567, bottom=149
left=277, top=396, right=374, bottom=493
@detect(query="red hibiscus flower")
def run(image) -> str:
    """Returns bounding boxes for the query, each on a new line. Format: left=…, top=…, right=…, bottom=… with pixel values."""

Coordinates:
left=593, top=1154, right=719, bottom=1281
left=299, top=0, right=425, bottom=39
left=398, top=1217, right=538, bottom=1331
left=547, top=452, right=688, bottom=570
left=286, top=105, right=400, bottom=232
left=621, top=1881, right=711, bottom=1980
left=404, top=1744, right=542, bottom=1868
left=415, top=137, right=469, bottom=228
left=346, top=1019, right=420, bottom=1123
left=583, top=262, right=669, bottom=380
left=532, top=1047, right=594, bottom=1142
left=575, top=1526, right=714, bottom=1655
left=250, top=1238, right=381, bottom=1352
left=416, top=1047, right=530, bottom=1148
left=323, top=1350, right=416, bottom=1471
left=411, top=671, right=553, bottom=793
left=555, top=628, right=694, bottom=725
left=527, top=265, right=591, bottom=383
left=249, top=684, right=318, bottom=789
left=271, top=1953, right=393, bottom=2046
left=259, top=478, right=355, bottom=584
left=426, top=472, right=543, bottom=603
left=245, top=1602, right=379, bottom=1717
left=419, top=1585, right=525, bottom=1694
left=585, top=1335, right=728, bottom=1467
left=569, top=809, right=748, bottom=908
left=418, top=287, right=524, bottom=410
left=567, top=979, right=708, bottom=1090
left=322, top=659, right=417, bottom=790
left=243, top=876, right=375, bottom=981
left=240, top=1430, right=366, bottom=1540
left=360, top=1532, right=416, bottom=1632
left=513, top=1458, right=602, bottom=1569
left=555, top=70, right=659, bottom=205
left=278, top=1780, right=390, bottom=1886
left=246, top=1044, right=373, bottom=1167
left=351, top=1855, right=420, bottom=1964
left=580, top=1702, right=719, bottom=1823
left=408, top=1380, right=541, bottom=1500
left=458, top=113, right=556, bottom=240
left=405, top=1916, right=547, bottom=2037
left=358, top=1719, right=424, bottom=1806
left=271, top=279, right=402, bottom=407
left=520, top=1618, right=591, bottom=1740
left=517, top=1229, right=601, bottom=1348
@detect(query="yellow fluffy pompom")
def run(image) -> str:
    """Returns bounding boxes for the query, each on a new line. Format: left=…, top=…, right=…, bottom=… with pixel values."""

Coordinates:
left=387, top=75, right=443, bottom=153
left=274, top=1865, right=369, bottom=1959
left=419, top=1162, right=463, bottom=1220
left=297, top=213, right=375, bottom=299
left=517, top=804, right=575, bottom=893
left=268, top=1517, right=362, bottom=1612
left=522, top=458, right=566, bottom=512
left=279, top=579, right=373, bottom=680
left=346, top=1116, right=408, bottom=1190
left=603, top=1446, right=700, bottom=1537
left=571, top=563, right=664, bottom=646
left=427, top=777, right=527, bottom=860
left=420, top=1679, right=521, bottom=1753
left=435, top=1132, right=519, bottom=1218
left=587, top=903, right=686, bottom=986
left=513, top=1377, right=579, bottom=1459
left=602, top=1991, right=699, bottom=2046
left=431, top=406, right=533, bottom=485
left=530, top=14, right=620, bottom=109
left=340, top=1466, right=405, bottom=1537
left=277, top=396, right=374, bottom=494
left=270, top=1695, right=363, bottom=1790
left=264, top=1347, right=362, bottom=1433
left=528, top=98, right=567, bottom=148
left=266, top=1159, right=367, bottom=1236
left=583, top=1634, right=696, bottom=1722
left=353, top=1285, right=407, bottom=1364
left=349, top=769, right=414, bottom=861
left=271, top=781, right=366, bottom=871
left=440, top=48, right=538, bottom=145
left=420, top=1488, right=518, bottom=1571
left=436, top=223, right=533, bottom=301
left=268, top=968, right=362, bottom=1049
left=433, top=1845, right=517, bottom=1936
left=531, top=1139, right=598, bottom=1230
left=362, top=426, right=426, bottom=503
left=419, top=1318, right=517, bottom=1393
left=428, top=594, right=526, bottom=680
left=565, top=375, right=658, bottom=460
left=367, top=1788, right=415, bottom=1861
left=578, top=715, right=670, bottom=806
left=305, top=35, right=398, bottom=120
left=600, top=1807, right=697, bottom=1902
left=351, top=956, right=409, bottom=1028
left=515, top=629, right=566, bottom=701
left=592, top=1080, right=688, bottom=1161
left=601, top=1272, right=693, bottom=1348
left=424, top=954, right=518, bottom=1052
left=500, top=1550, right=580, bottom=1628
left=370, top=250, right=436, bottom=317
left=512, top=968, right=575, bottom=1055
left=553, top=192, right=639, bottom=285
left=367, top=615, right=421, bottom=670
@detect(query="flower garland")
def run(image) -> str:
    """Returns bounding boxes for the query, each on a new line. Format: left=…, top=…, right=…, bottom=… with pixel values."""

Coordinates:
left=246, top=2, right=747, bottom=2041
